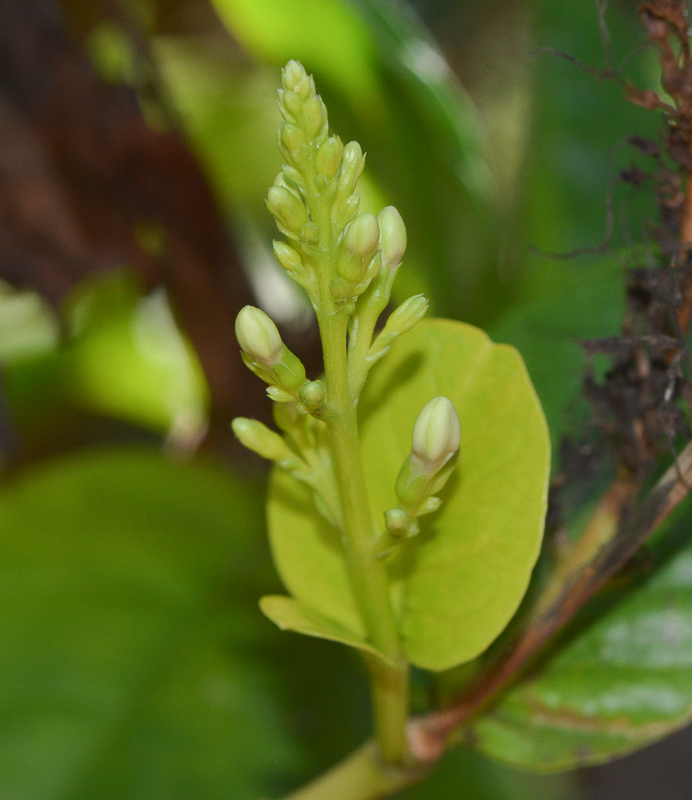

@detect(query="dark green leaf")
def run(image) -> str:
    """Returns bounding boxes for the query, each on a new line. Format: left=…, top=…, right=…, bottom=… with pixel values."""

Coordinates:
left=472, top=518, right=692, bottom=772
left=0, top=448, right=297, bottom=799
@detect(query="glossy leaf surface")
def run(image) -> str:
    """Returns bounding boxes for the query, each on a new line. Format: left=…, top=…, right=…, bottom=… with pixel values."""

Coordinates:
left=268, top=319, right=550, bottom=671
left=472, top=526, right=692, bottom=772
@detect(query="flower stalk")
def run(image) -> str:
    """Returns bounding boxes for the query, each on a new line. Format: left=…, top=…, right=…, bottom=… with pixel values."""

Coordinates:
left=232, top=59, right=460, bottom=777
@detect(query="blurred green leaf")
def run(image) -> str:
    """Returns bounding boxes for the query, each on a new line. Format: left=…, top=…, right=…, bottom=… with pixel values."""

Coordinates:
left=268, top=319, right=550, bottom=671
left=209, top=0, right=380, bottom=110
left=398, top=746, right=577, bottom=800
left=5, top=270, right=210, bottom=444
left=0, top=280, right=59, bottom=363
left=471, top=509, right=692, bottom=772
left=490, top=257, right=625, bottom=453
left=0, top=447, right=298, bottom=799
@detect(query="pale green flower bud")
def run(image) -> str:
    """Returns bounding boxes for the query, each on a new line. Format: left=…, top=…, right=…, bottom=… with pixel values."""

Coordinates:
left=346, top=213, right=380, bottom=260
left=380, top=295, right=428, bottom=339
left=418, top=496, right=442, bottom=515
left=302, top=96, right=327, bottom=141
left=299, top=380, right=326, bottom=412
left=273, top=348, right=307, bottom=393
left=316, top=136, right=343, bottom=178
left=394, top=458, right=429, bottom=509
left=279, top=88, right=302, bottom=119
left=411, top=397, right=461, bottom=468
left=280, top=123, right=307, bottom=153
left=300, top=222, right=319, bottom=244
left=330, top=277, right=352, bottom=301
left=273, top=241, right=303, bottom=275
left=338, top=141, right=364, bottom=194
left=335, top=192, right=360, bottom=229
left=267, top=386, right=295, bottom=403
left=232, top=417, right=292, bottom=462
left=235, top=306, right=282, bottom=366
left=384, top=507, right=411, bottom=536
left=282, top=60, right=311, bottom=101
left=282, top=165, right=305, bottom=188
left=378, top=206, right=407, bottom=268
left=267, top=185, right=308, bottom=233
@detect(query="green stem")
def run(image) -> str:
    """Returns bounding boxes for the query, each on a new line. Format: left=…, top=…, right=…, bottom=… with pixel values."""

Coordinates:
left=280, top=742, right=425, bottom=800
left=320, top=309, right=409, bottom=763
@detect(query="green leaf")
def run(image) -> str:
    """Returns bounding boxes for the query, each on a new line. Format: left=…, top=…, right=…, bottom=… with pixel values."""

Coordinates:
left=209, top=0, right=380, bottom=111
left=490, top=257, right=625, bottom=455
left=398, top=746, right=578, bottom=800
left=0, top=448, right=298, bottom=799
left=471, top=515, right=692, bottom=772
left=5, top=270, right=210, bottom=443
left=260, top=595, right=395, bottom=665
left=268, top=319, right=550, bottom=671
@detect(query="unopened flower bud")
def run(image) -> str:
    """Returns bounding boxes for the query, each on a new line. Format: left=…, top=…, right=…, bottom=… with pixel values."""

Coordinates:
left=232, top=417, right=292, bottom=462
left=330, top=277, right=352, bottom=301
left=411, top=397, right=461, bottom=467
left=273, top=241, right=303, bottom=275
left=334, top=193, right=361, bottom=230
left=338, top=142, right=364, bottom=194
left=302, top=96, right=327, bottom=140
left=299, top=380, right=326, bottom=411
left=267, top=386, right=295, bottom=403
left=316, top=136, right=344, bottom=178
left=378, top=206, right=407, bottom=267
left=280, top=123, right=307, bottom=153
left=267, top=185, right=308, bottom=233
left=384, top=507, right=410, bottom=536
left=282, top=165, right=305, bottom=188
left=380, top=295, right=428, bottom=339
left=282, top=60, right=311, bottom=101
left=279, top=88, right=302, bottom=118
left=300, top=222, right=319, bottom=244
left=273, top=348, right=307, bottom=393
left=346, top=213, right=380, bottom=260
left=235, top=306, right=283, bottom=366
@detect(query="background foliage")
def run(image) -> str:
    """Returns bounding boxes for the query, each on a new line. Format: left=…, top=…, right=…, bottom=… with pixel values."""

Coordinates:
left=0, top=0, right=688, bottom=798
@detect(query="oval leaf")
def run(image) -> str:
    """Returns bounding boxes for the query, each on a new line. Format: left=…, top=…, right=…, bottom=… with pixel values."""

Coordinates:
left=268, top=319, right=550, bottom=671
left=471, top=529, right=692, bottom=772
left=260, top=595, right=395, bottom=665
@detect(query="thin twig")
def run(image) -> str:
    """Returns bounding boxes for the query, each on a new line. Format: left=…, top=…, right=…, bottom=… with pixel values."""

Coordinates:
left=530, top=46, right=617, bottom=79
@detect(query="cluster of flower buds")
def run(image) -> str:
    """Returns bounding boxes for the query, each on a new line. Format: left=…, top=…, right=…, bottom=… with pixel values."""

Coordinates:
left=267, top=60, right=414, bottom=314
left=235, top=305, right=325, bottom=412
left=383, top=397, right=461, bottom=543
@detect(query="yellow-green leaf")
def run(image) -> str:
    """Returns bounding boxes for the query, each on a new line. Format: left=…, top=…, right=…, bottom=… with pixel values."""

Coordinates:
left=268, top=319, right=550, bottom=671
left=260, top=595, right=394, bottom=665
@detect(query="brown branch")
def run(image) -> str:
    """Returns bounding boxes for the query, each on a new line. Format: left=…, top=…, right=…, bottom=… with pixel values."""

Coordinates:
left=409, top=439, right=692, bottom=763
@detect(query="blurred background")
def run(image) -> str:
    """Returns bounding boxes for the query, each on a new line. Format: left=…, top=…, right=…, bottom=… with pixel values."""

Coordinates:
left=0, top=0, right=688, bottom=797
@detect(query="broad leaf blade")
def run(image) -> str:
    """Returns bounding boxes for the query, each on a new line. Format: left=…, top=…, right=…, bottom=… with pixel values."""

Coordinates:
left=260, top=595, right=394, bottom=665
left=0, top=448, right=297, bottom=799
left=268, top=319, right=550, bottom=671
left=471, top=516, right=692, bottom=772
